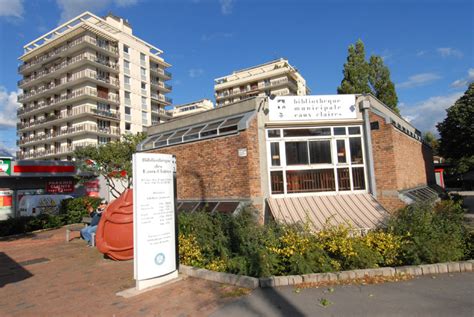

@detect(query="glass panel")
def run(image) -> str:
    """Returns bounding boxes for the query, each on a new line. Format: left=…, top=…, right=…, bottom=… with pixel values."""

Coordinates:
left=270, top=171, right=284, bottom=194
left=154, top=132, right=174, bottom=147
left=350, top=137, right=364, bottom=164
left=270, top=142, right=281, bottom=166
left=352, top=167, right=366, bottom=190
left=183, top=125, right=205, bottom=141
left=286, top=169, right=335, bottom=193
left=267, top=129, right=281, bottom=138
left=337, top=168, right=351, bottom=191
left=195, top=202, right=218, bottom=213
left=309, top=140, right=332, bottom=164
left=221, top=116, right=243, bottom=128
left=215, top=202, right=239, bottom=214
left=348, top=126, right=361, bottom=135
left=285, top=141, right=308, bottom=165
left=201, top=121, right=222, bottom=137
left=283, top=128, right=331, bottom=137
left=334, top=127, right=346, bottom=135
left=168, top=129, right=189, bottom=144
left=177, top=202, right=198, bottom=213
left=336, top=139, right=347, bottom=163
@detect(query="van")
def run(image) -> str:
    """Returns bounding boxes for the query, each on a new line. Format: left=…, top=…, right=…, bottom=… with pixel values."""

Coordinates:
left=18, top=195, right=73, bottom=217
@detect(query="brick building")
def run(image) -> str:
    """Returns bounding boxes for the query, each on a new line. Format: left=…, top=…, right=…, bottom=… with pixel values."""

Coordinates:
left=138, top=95, right=436, bottom=231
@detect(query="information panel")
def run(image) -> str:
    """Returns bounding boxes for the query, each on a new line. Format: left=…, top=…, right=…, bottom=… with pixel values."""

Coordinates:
left=133, top=153, right=177, bottom=282
left=268, top=95, right=357, bottom=121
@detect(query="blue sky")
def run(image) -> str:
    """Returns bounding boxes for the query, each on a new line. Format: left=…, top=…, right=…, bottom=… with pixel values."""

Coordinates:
left=0, top=0, right=472, bottom=154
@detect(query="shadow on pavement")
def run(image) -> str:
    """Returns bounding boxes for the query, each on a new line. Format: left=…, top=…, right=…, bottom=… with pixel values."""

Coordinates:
left=0, top=252, right=34, bottom=288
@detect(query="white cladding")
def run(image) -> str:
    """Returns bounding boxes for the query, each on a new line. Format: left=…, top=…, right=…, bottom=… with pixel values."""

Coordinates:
left=268, top=95, right=357, bottom=121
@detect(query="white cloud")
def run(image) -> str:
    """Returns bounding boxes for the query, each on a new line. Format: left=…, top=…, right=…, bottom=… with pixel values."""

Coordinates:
left=188, top=68, right=204, bottom=78
left=416, top=50, right=427, bottom=57
left=219, top=0, right=233, bottom=15
left=56, top=0, right=138, bottom=23
left=0, top=0, right=23, bottom=18
left=397, top=72, right=441, bottom=89
left=437, top=47, right=463, bottom=58
left=451, top=68, right=474, bottom=88
left=399, top=92, right=463, bottom=133
left=0, top=87, right=20, bottom=129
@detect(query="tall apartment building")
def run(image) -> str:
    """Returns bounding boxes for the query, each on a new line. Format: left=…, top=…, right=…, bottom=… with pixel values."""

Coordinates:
left=168, top=99, right=214, bottom=118
left=214, top=58, right=309, bottom=107
left=17, top=12, right=172, bottom=160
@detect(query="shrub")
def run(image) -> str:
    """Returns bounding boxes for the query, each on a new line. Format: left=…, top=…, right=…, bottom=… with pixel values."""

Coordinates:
left=59, top=196, right=102, bottom=224
left=361, top=231, right=403, bottom=266
left=178, top=233, right=204, bottom=267
left=387, top=201, right=467, bottom=265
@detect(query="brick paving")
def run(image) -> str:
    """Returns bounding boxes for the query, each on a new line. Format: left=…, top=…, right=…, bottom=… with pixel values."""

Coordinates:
left=0, top=227, right=246, bottom=316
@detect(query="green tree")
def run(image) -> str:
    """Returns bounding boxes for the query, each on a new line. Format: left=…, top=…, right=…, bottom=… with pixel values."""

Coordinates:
left=337, top=39, right=372, bottom=95
left=437, top=83, right=474, bottom=173
left=338, top=40, right=400, bottom=114
left=74, top=133, right=146, bottom=198
left=368, top=55, right=399, bottom=114
left=422, top=131, right=439, bottom=156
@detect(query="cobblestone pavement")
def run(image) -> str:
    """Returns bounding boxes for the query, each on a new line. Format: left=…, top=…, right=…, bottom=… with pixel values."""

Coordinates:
left=0, top=228, right=245, bottom=316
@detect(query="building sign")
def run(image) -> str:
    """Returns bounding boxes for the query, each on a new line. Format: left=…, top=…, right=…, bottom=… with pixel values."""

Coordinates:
left=84, top=180, right=100, bottom=197
left=46, top=180, right=74, bottom=193
left=133, top=153, right=178, bottom=289
left=0, top=158, right=11, bottom=176
left=268, top=95, right=357, bottom=121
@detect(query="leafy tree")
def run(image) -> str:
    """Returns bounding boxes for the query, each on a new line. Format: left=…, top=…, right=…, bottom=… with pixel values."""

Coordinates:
left=368, top=55, right=399, bottom=114
left=337, top=39, right=372, bottom=95
left=437, top=83, right=474, bottom=173
left=422, top=131, right=439, bottom=155
left=74, top=133, right=146, bottom=198
left=338, top=40, right=400, bottom=114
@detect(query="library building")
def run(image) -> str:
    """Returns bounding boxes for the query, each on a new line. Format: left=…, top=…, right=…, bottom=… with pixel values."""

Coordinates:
left=138, top=94, right=437, bottom=232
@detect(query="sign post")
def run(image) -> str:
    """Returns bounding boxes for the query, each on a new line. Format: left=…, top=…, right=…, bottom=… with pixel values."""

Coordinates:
left=133, top=153, right=178, bottom=291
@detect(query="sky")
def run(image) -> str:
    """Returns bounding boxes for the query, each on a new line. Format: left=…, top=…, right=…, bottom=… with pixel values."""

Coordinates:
left=0, top=0, right=472, bottom=155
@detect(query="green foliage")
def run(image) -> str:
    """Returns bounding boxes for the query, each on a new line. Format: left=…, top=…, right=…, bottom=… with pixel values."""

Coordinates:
left=437, top=83, right=474, bottom=173
left=337, top=39, right=372, bottom=95
left=369, top=55, right=399, bottom=113
left=387, top=201, right=467, bottom=265
left=338, top=40, right=400, bottom=114
left=0, top=196, right=103, bottom=237
left=422, top=131, right=440, bottom=155
left=74, top=132, right=147, bottom=197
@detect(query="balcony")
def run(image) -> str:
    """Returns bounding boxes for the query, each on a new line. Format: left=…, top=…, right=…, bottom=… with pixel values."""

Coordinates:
left=151, top=80, right=172, bottom=93
left=150, top=92, right=172, bottom=105
left=17, top=87, right=120, bottom=117
left=18, top=123, right=120, bottom=146
left=18, top=53, right=119, bottom=89
left=19, top=34, right=119, bottom=74
left=150, top=66, right=172, bottom=80
left=17, top=141, right=99, bottom=160
left=18, top=71, right=119, bottom=103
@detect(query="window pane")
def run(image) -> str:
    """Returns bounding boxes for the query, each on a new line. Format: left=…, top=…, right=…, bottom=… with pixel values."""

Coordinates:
left=352, top=167, right=366, bottom=190
left=270, top=142, right=280, bottom=166
left=348, top=126, right=361, bottom=135
left=309, top=140, right=331, bottom=164
left=215, top=202, right=239, bottom=214
left=286, top=169, right=335, bottom=193
left=334, top=127, right=346, bottom=135
left=267, top=129, right=280, bottom=138
left=350, top=137, right=364, bottom=164
left=285, top=141, right=308, bottom=165
left=283, top=128, right=331, bottom=137
left=336, top=140, right=346, bottom=163
left=337, top=168, right=351, bottom=191
left=270, top=171, right=284, bottom=194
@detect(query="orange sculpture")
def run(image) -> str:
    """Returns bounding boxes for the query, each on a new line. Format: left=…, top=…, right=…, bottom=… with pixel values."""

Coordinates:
left=96, top=189, right=134, bottom=260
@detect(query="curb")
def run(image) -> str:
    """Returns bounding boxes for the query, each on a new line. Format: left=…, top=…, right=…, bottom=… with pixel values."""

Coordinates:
left=179, top=260, right=473, bottom=289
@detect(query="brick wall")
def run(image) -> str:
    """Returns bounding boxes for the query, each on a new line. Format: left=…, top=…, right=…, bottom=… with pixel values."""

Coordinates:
left=148, top=117, right=262, bottom=203
left=370, top=111, right=435, bottom=212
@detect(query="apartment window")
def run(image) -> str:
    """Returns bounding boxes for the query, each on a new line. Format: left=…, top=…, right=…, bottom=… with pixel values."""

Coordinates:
left=98, top=136, right=111, bottom=145
left=142, top=111, right=148, bottom=125
left=140, top=53, right=146, bottom=66
left=124, top=60, right=130, bottom=75
left=125, top=122, right=131, bottom=131
left=123, top=45, right=129, bottom=53
left=141, top=82, right=147, bottom=95
left=140, top=67, right=147, bottom=80
left=124, top=75, right=131, bottom=90
left=125, top=106, right=131, bottom=115
left=141, top=96, right=147, bottom=110
left=97, top=102, right=110, bottom=111
left=125, top=91, right=131, bottom=105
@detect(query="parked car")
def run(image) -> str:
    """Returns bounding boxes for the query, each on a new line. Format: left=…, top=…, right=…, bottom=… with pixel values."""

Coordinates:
left=18, top=195, right=73, bottom=217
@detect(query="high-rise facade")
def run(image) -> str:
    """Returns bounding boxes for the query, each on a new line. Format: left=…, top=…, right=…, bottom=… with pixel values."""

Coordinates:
left=17, top=12, right=172, bottom=160
left=214, top=58, right=309, bottom=107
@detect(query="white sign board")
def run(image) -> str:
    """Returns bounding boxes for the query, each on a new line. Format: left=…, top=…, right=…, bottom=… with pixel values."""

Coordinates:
left=268, top=95, right=357, bottom=121
left=133, top=153, right=177, bottom=288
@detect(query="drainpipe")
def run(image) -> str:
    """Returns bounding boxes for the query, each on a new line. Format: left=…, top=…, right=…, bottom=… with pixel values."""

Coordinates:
left=359, top=98, right=377, bottom=198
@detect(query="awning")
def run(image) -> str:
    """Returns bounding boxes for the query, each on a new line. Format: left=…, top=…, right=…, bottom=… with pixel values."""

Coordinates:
left=267, top=193, right=389, bottom=232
